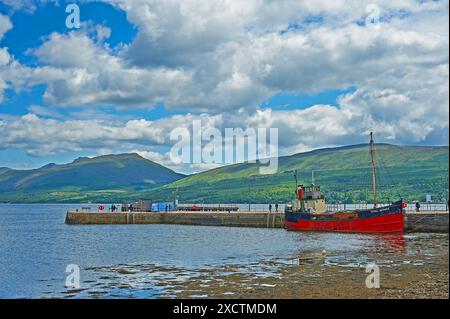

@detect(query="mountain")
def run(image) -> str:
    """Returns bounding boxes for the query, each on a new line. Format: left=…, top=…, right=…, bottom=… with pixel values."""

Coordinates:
left=140, top=144, right=449, bottom=204
left=0, top=145, right=448, bottom=203
left=0, top=153, right=185, bottom=203
left=0, top=168, right=11, bottom=176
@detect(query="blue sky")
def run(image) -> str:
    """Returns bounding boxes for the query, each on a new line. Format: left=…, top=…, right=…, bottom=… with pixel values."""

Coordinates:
left=0, top=1, right=448, bottom=172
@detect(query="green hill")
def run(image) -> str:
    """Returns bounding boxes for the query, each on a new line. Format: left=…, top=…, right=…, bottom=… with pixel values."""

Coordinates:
left=140, top=144, right=449, bottom=204
left=0, top=153, right=185, bottom=203
left=0, top=145, right=447, bottom=203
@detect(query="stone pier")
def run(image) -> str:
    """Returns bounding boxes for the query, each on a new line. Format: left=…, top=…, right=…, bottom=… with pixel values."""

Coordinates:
left=65, top=210, right=449, bottom=233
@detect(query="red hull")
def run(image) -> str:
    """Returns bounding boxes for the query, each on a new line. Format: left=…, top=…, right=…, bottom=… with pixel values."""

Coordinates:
left=285, top=212, right=405, bottom=233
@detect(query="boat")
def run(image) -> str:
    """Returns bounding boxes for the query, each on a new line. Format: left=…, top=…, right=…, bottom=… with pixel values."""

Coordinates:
left=284, top=132, right=406, bottom=233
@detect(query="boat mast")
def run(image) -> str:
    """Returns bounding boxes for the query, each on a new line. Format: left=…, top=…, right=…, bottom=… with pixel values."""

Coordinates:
left=369, top=132, right=377, bottom=208
left=294, top=170, right=299, bottom=209
left=294, top=170, right=298, bottom=188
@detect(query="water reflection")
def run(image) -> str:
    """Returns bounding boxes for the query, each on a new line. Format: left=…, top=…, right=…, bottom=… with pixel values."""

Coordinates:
left=371, top=234, right=406, bottom=253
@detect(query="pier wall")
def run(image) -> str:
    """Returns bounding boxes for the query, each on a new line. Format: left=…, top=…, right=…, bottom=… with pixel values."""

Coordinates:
left=406, top=212, right=449, bottom=233
left=65, top=211, right=448, bottom=233
left=65, top=211, right=284, bottom=228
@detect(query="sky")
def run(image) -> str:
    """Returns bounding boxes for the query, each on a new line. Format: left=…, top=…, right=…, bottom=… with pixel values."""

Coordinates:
left=0, top=0, right=449, bottom=173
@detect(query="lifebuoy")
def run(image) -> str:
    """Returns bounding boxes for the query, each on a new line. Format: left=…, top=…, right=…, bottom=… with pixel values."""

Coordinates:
left=99, top=205, right=105, bottom=211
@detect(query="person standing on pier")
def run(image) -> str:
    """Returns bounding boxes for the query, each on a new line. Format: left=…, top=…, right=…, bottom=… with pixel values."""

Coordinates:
left=269, top=204, right=272, bottom=213
left=275, top=203, right=279, bottom=212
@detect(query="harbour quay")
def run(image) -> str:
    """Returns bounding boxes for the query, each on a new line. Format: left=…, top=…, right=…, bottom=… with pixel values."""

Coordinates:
left=65, top=210, right=448, bottom=233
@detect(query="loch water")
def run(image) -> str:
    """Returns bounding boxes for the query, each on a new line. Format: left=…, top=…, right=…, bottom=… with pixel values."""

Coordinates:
left=0, top=204, right=447, bottom=298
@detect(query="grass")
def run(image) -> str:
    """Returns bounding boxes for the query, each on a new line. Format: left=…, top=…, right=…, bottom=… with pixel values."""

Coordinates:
left=0, top=144, right=448, bottom=204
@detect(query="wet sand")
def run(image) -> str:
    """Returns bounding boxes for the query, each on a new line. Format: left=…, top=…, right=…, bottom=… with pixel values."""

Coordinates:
left=170, top=259, right=449, bottom=299
left=56, top=233, right=449, bottom=299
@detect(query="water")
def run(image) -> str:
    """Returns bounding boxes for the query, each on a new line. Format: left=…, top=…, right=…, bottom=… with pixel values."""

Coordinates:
left=0, top=204, right=447, bottom=298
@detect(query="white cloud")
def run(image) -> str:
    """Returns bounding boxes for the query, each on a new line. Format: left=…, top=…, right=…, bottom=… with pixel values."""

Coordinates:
left=13, top=0, right=446, bottom=113
left=2, top=81, right=447, bottom=171
left=0, top=14, right=12, bottom=102
left=18, top=31, right=195, bottom=108
left=0, top=48, right=10, bottom=65
left=1, top=0, right=36, bottom=12
left=0, top=112, right=223, bottom=156
left=0, top=0, right=448, bottom=171
left=0, top=13, right=12, bottom=40
left=33, top=32, right=101, bottom=68
left=0, top=48, right=12, bottom=103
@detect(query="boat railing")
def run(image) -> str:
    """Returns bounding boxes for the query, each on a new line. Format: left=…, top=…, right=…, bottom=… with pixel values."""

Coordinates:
left=178, top=202, right=448, bottom=213
left=404, top=202, right=449, bottom=212
left=325, top=202, right=448, bottom=212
